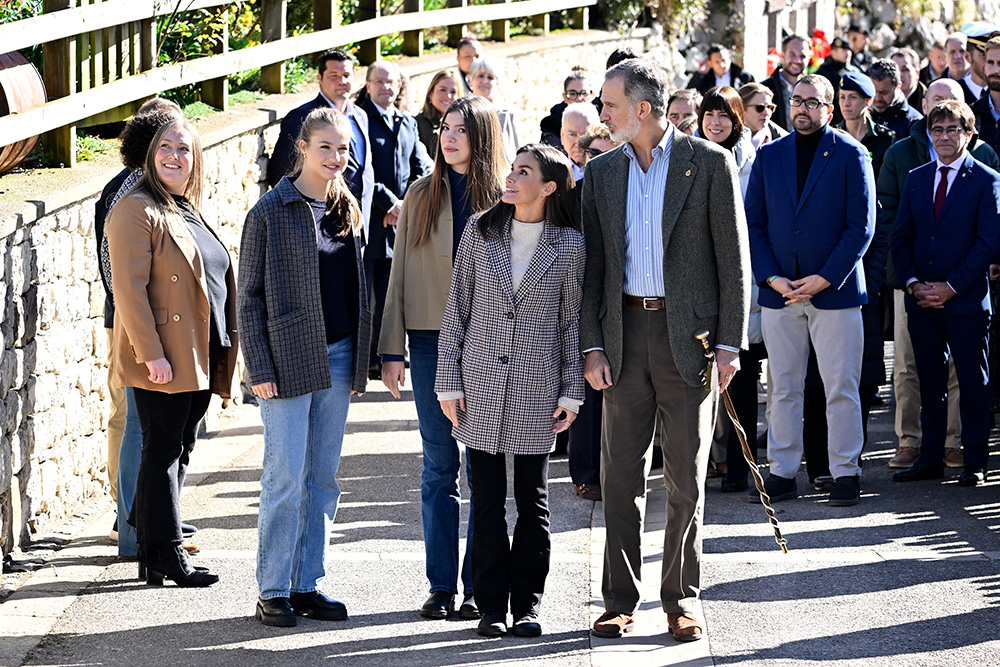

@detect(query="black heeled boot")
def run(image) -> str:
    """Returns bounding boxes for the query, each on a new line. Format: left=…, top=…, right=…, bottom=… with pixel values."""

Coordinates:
left=137, top=544, right=208, bottom=580
left=142, top=542, right=218, bottom=587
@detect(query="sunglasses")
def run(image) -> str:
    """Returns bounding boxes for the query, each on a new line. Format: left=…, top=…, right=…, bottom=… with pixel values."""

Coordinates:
left=584, top=147, right=605, bottom=158
left=750, top=103, right=777, bottom=113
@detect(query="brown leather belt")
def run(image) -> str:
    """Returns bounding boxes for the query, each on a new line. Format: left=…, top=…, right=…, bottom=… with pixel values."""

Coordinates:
left=624, top=296, right=666, bottom=310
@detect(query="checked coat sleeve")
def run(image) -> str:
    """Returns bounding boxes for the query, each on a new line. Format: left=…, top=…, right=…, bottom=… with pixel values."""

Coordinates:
left=435, top=220, right=478, bottom=396
left=236, top=204, right=277, bottom=387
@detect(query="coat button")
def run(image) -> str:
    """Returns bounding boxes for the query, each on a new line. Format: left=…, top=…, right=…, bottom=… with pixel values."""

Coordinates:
left=795, top=230, right=801, bottom=235
left=499, top=355, right=509, bottom=364
left=506, top=312, right=514, bottom=319
left=171, top=275, right=179, bottom=282
left=172, top=314, right=181, bottom=322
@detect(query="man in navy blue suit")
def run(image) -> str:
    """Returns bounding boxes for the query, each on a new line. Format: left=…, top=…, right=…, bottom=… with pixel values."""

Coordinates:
left=745, top=74, right=876, bottom=507
left=890, top=99, right=1000, bottom=487
left=267, top=49, right=373, bottom=223
left=360, top=60, right=433, bottom=375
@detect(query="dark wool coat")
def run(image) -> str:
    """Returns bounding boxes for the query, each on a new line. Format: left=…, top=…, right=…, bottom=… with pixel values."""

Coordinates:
left=237, top=177, right=371, bottom=397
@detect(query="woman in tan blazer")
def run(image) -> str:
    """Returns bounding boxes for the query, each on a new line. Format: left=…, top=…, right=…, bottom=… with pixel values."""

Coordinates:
left=107, top=119, right=237, bottom=588
left=379, top=96, right=506, bottom=620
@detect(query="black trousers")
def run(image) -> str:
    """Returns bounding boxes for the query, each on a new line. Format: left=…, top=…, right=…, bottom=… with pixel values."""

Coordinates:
left=568, top=383, right=603, bottom=485
left=131, top=388, right=212, bottom=545
left=724, top=343, right=766, bottom=482
left=467, top=448, right=550, bottom=617
left=364, top=256, right=392, bottom=367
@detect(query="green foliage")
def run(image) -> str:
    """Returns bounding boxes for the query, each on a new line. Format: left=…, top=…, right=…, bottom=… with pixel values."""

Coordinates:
left=284, top=57, right=313, bottom=93
left=182, top=101, right=219, bottom=118
left=75, top=133, right=114, bottom=162
left=0, top=0, right=44, bottom=69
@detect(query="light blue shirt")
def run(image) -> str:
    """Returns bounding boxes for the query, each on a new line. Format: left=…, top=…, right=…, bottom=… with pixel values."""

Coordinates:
left=622, top=128, right=672, bottom=297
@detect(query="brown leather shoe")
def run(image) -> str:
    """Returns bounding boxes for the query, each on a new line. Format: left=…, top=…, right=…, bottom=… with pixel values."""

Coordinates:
left=591, top=610, right=635, bottom=638
left=182, top=543, right=200, bottom=555
left=667, top=612, right=704, bottom=642
left=944, top=448, right=964, bottom=468
left=888, top=447, right=919, bottom=469
left=574, top=484, right=602, bottom=501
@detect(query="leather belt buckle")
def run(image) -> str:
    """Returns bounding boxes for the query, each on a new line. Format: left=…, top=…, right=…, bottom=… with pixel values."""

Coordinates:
left=643, top=297, right=659, bottom=310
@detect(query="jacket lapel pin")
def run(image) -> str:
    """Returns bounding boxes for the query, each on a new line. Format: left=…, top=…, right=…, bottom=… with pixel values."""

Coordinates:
left=685, top=170, right=691, bottom=176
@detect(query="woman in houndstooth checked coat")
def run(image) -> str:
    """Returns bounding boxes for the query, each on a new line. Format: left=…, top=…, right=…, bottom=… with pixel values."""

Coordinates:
left=436, top=144, right=586, bottom=638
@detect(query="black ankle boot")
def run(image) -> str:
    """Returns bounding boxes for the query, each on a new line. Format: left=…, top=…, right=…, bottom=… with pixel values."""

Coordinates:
left=138, top=544, right=207, bottom=580
left=142, top=542, right=218, bottom=587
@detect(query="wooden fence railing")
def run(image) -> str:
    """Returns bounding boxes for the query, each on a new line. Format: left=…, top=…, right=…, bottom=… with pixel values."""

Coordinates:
left=0, top=0, right=596, bottom=168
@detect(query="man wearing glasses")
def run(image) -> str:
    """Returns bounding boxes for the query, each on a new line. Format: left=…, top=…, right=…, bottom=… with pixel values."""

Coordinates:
left=540, top=71, right=594, bottom=147
left=745, top=74, right=875, bottom=507
left=890, top=100, right=1000, bottom=488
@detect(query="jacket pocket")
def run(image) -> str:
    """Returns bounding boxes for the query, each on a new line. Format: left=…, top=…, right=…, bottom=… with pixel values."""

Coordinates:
left=267, top=308, right=308, bottom=333
left=152, top=308, right=168, bottom=325
left=694, top=299, right=718, bottom=319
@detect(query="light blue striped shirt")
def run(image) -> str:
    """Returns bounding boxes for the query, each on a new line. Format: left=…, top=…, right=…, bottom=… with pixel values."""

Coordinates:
left=622, top=128, right=672, bottom=297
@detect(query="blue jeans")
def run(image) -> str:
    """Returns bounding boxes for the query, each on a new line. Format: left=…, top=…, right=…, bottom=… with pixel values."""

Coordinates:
left=408, top=329, right=474, bottom=595
left=116, top=387, right=142, bottom=557
left=256, top=336, right=353, bottom=599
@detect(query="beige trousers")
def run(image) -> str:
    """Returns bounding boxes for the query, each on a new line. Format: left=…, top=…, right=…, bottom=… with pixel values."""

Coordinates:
left=892, top=290, right=961, bottom=451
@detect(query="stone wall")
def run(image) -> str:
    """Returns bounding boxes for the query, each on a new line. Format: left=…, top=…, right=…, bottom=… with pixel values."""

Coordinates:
left=0, top=29, right=648, bottom=557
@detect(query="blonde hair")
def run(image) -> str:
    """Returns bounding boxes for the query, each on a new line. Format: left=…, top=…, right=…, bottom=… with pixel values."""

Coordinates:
left=294, top=107, right=362, bottom=237
left=137, top=119, right=204, bottom=213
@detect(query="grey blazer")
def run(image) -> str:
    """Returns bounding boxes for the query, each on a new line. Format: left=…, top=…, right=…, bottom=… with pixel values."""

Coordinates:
left=580, top=125, right=751, bottom=388
left=237, top=177, right=372, bottom=397
left=436, top=215, right=586, bottom=455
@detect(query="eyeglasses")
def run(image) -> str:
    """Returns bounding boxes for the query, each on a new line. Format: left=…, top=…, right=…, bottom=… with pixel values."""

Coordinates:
left=789, top=97, right=828, bottom=110
left=565, top=89, right=592, bottom=99
left=750, top=103, right=777, bottom=113
left=584, top=147, right=604, bottom=158
left=928, top=125, right=967, bottom=138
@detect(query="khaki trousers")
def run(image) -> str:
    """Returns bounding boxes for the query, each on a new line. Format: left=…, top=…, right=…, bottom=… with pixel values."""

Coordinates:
left=106, top=328, right=126, bottom=502
left=600, top=306, right=716, bottom=615
left=892, top=290, right=961, bottom=451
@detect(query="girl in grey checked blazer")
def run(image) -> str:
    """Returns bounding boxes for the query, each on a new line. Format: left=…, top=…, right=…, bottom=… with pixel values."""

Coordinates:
left=237, top=107, right=371, bottom=628
left=435, top=144, right=586, bottom=638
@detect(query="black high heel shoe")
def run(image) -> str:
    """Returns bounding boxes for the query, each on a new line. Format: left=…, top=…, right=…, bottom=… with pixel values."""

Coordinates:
left=137, top=545, right=207, bottom=580
left=141, top=543, right=218, bottom=587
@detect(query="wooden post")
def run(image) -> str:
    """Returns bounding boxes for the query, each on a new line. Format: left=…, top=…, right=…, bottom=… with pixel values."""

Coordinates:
left=201, top=19, right=229, bottom=111
left=531, top=13, right=550, bottom=35
left=140, top=16, right=156, bottom=72
left=261, top=0, right=288, bottom=94
left=313, top=0, right=340, bottom=30
left=447, top=0, right=467, bottom=48
left=571, top=7, right=589, bottom=31
left=42, top=0, right=77, bottom=168
left=402, top=0, right=423, bottom=58
left=357, top=0, right=380, bottom=65
left=491, top=0, right=510, bottom=43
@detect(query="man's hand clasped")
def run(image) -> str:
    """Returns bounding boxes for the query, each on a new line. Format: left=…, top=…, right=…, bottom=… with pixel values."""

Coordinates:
left=910, top=281, right=956, bottom=309
left=769, top=274, right=831, bottom=305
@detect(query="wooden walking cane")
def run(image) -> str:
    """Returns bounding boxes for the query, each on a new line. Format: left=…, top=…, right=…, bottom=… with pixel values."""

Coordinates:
left=695, top=330, right=788, bottom=553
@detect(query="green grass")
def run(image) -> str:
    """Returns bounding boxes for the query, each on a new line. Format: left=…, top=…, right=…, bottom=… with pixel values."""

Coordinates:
left=76, top=134, right=115, bottom=162
left=182, top=102, right=220, bottom=118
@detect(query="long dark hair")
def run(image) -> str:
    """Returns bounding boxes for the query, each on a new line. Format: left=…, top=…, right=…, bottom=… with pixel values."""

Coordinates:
left=698, top=86, right=745, bottom=150
left=476, top=143, right=578, bottom=240
left=294, top=107, right=362, bottom=237
left=408, top=96, right=506, bottom=247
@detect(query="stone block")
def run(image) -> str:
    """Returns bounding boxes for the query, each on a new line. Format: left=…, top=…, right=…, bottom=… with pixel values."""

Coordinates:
left=16, top=284, right=39, bottom=348
left=13, top=340, right=36, bottom=391
left=0, top=350, right=14, bottom=393
left=0, top=434, right=10, bottom=496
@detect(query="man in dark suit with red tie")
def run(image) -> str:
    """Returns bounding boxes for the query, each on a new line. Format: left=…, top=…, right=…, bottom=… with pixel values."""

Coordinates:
left=891, top=99, right=1000, bottom=487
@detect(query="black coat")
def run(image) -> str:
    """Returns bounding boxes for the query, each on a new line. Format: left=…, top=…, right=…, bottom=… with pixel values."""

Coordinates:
left=761, top=69, right=793, bottom=131
left=539, top=101, right=566, bottom=148
left=870, top=97, right=923, bottom=144
left=686, top=64, right=755, bottom=95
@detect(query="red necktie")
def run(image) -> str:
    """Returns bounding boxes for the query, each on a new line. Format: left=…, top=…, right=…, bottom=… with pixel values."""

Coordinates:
left=934, top=165, right=951, bottom=219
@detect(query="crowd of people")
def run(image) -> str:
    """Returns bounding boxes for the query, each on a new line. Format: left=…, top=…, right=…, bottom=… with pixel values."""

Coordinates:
left=91, top=21, right=1000, bottom=645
